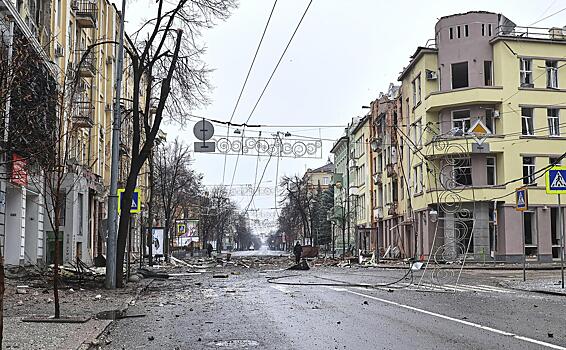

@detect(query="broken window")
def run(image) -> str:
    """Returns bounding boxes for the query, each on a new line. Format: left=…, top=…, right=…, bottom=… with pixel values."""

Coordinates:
left=452, top=110, right=471, bottom=132
left=449, top=27, right=454, bottom=40
left=456, top=211, right=474, bottom=253
left=521, top=108, right=534, bottom=136
left=481, top=23, right=485, bottom=36
left=546, top=60, right=558, bottom=89
left=548, top=108, right=560, bottom=136
left=457, top=25, right=461, bottom=38
left=453, top=157, right=472, bottom=186
left=412, top=75, right=421, bottom=106
left=522, top=157, right=535, bottom=185
left=520, top=58, right=533, bottom=87
left=465, top=24, right=469, bottom=37
left=451, top=62, right=469, bottom=89
left=484, top=60, right=492, bottom=86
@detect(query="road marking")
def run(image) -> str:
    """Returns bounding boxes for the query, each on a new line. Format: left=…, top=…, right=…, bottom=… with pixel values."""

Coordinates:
left=344, top=289, right=566, bottom=350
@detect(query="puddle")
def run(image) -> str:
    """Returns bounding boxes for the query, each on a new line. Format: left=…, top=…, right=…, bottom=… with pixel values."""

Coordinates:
left=207, top=339, right=260, bottom=349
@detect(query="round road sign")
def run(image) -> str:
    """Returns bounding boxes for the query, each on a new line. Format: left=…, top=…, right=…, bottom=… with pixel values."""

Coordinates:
left=193, top=120, right=215, bottom=141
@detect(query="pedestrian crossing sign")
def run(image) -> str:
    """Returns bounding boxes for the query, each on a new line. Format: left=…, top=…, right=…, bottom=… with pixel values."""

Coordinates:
left=546, top=166, right=566, bottom=194
left=515, top=187, right=528, bottom=211
left=118, top=188, right=142, bottom=214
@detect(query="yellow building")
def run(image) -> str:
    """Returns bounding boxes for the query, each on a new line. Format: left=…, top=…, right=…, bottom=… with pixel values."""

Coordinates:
left=393, top=11, right=566, bottom=262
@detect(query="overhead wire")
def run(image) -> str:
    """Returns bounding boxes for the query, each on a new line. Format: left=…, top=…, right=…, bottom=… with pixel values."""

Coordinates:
left=221, top=0, right=278, bottom=184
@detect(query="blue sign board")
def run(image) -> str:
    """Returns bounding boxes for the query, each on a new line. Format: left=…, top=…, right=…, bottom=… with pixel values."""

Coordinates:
left=546, top=166, right=566, bottom=194
left=515, top=187, right=528, bottom=211
left=118, top=188, right=141, bottom=214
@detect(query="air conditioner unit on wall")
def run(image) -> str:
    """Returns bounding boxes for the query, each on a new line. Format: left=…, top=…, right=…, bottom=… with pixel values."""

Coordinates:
left=425, top=69, right=438, bottom=80
left=494, top=110, right=500, bottom=118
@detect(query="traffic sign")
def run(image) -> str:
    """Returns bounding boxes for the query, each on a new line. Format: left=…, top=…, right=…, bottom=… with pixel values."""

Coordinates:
left=546, top=166, right=566, bottom=194
left=468, top=119, right=491, bottom=146
left=515, top=187, right=528, bottom=211
left=177, top=223, right=186, bottom=236
left=193, top=120, right=214, bottom=141
left=118, top=188, right=141, bottom=214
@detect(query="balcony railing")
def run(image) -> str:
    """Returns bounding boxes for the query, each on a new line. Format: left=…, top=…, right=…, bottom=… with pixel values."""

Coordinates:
left=72, top=0, right=97, bottom=28
left=495, top=25, right=566, bottom=41
left=75, top=50, right=95, bottom=77
left=73, top=101, right=94, bottom=128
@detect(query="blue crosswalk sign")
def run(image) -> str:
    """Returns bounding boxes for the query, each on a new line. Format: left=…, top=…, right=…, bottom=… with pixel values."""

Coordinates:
left=546, top=166, right=566, bottom=194
left=118, top=188, right=142, bottom=214
left=515, top=188, right=528, bottom=211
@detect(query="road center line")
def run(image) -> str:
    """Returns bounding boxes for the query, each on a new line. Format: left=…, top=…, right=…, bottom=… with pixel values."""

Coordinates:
left=344, top=289, right=566, bottom=350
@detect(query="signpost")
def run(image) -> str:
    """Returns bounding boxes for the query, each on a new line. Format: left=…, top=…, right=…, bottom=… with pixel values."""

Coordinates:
left=193, top=119, right=216, bottom=152
left=515, top=187, right=528, bottom=281
left=546, top=166, right=566, bottom=288
left=118, top=188, right=141, bottom=214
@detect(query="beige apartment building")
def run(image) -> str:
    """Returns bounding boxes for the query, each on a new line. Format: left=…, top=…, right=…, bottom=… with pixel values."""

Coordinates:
left=0, top=0, right=149, bottom=266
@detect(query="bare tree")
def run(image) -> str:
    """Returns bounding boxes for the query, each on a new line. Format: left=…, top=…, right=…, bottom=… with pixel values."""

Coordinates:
left=154, top=138, right=201, bottom=259
left=113, top=0, right=235, bottom=287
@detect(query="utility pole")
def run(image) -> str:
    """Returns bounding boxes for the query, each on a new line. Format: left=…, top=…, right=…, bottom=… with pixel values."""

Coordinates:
left=105, top=0, right=126, bottom=289
left=345, top=127, right=351, bottom=255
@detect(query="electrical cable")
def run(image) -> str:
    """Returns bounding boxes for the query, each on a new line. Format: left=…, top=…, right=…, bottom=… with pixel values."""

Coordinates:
left=221, top=0, right=278, bottom=184
left=243, top=0, right=313, bottom=125
left=529, top=6, right=566, bottom=26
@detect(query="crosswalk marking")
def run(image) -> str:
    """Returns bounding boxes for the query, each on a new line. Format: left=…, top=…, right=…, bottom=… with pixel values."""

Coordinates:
left=414, top=283, right=514, bottom=294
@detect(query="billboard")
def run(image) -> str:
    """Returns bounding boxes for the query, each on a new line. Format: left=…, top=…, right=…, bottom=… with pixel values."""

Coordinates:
left=151, top=227, right=164, bottom=256
left=179, top=220, right=199, bottom=242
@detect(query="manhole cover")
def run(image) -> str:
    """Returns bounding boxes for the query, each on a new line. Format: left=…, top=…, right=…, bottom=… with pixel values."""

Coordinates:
left=206, top=339, right=260, bottom=349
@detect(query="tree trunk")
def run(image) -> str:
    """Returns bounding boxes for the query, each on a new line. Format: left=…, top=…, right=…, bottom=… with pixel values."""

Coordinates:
left=53, top=230, right=61, bottom=318
left=116, top=175, right=137, bottom=287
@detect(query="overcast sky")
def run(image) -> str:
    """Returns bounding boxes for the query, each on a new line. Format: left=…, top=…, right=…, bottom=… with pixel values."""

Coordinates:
left=130, top=0, right=566, bottom=232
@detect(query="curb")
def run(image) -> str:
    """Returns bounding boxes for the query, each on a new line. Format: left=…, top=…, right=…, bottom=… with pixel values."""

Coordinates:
left=368, top=264, right=563, bottom=271
left=497, top=282, right=566, bottom=297
left=77, top=278, right=155, bottom=350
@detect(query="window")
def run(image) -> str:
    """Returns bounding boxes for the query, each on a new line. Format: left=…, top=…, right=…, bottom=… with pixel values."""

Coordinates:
left=520, top=58, right=533, bottom=87
left=551, top=208, right=560, bottom=259
left=449, top=27, right=454, bottom=40
left=453, top=158, right=472, bottom=186
left=546, top=60, right=558, bottom=88
left=452, top=110, right=471, bottom=132
left=78, top=193, right=84, bottom=235
left=488, top=24, right=492, bottom=36
left=485, top=108, right=496, bottom=134
left=456, top=211, right=474, bottom=253
left=464, top=24, right=469, bottom=37
left=322, top=177, right=330, bottom=185
left=523, top=211, right=537, bottom=258
left=484, top=61, right=492, bottom=86
left=481, top=23, right=485, bottom=36
left=521, top=108, right=534, bottom=135
left=415, top=119, right=423, bottom=146
left=522, top=157, right=535, bottom=185
left=487, top=157, right=496, bottom=185
left=451, top=62, right=469, bottom=89
left=413, top=166, right=422, bottom=194
left=550, top=157, right=562, bottom=166
left=548, top=108, right=560, bottom=136
left=412, top=75, right=421, bottom=106
left=57, top=192, right=66, bottom=226
left=419, top=164, right=424, bottom=192
left=457, top=25, right=461, bottom=38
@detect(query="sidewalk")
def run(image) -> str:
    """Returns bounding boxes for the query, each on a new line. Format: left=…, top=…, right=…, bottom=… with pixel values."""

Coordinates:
left=370, top=260, right=566, bottom=270
left=499, top=279, right=566, bottom=296
left=2, top=275, right=152, bottom=350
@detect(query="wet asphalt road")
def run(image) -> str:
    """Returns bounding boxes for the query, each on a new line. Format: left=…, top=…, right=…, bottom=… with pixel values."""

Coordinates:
left=99, top=258, right=566, bottom=350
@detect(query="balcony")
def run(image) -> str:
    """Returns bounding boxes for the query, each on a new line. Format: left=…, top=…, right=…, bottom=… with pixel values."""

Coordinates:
left=372, top=172, right=382, bottom=185
left=72, top=0, right=97, bottom=28
left=424, top=86, right=503, bottom=113
left=75, top=50, right=96, bottom=77
left=73, top=101, right=94, bottom=128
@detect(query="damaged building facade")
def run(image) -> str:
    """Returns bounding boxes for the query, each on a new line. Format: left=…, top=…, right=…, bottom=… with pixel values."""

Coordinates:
left=332, top=11, right=566, bottom=263
left=0, top=0, right=149, bottom=267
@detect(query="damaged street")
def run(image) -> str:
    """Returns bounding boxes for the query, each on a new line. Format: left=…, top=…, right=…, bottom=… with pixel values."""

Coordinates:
left=95, top=253, right=566, bottom=350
